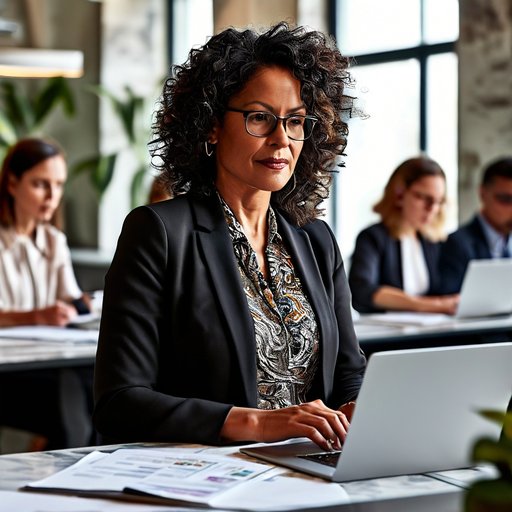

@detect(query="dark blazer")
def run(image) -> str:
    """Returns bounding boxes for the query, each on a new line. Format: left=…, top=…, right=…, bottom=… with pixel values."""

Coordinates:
left=438, top=215, right=491, bottom=294
left=348, top=223, right=442, bottom=313
left=93, top=193, right=366, bottom=445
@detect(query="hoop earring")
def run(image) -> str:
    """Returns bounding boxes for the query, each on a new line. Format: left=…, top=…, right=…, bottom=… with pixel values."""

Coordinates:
left=204, top=141, right=214, bottom=157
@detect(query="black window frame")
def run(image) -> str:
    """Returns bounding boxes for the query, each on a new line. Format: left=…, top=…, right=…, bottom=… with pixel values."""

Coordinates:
left=328, top=0, right=457, bottom=152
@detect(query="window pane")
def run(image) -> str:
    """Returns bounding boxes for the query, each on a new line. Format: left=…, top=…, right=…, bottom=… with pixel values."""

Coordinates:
left=336, top=0, right=421, bottom=55
left=426, top=52, right=459, bottom=232
left=423, top=0, right=459, bottom=44
left=334, top=61, right=420, bottom=260
left=172, top=0, right=213, bottom=65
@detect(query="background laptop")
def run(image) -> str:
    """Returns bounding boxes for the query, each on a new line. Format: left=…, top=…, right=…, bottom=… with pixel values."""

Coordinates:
left=456, top=258, right=512, bottom=318
left=241, top=343, right=512, bottom=482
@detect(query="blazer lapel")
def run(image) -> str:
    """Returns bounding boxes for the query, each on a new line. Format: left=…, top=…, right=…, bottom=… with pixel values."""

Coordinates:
left=276, top=212, right=337, bottom=398
left=192, top=196, right=258, bottom=407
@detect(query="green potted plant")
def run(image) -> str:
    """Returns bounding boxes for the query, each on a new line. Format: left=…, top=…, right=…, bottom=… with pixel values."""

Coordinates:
left=70, top=84, right=154, bottom=207
left=0, top=76, right=75, bottom=159
left=466, top=409, right=512, bottom=512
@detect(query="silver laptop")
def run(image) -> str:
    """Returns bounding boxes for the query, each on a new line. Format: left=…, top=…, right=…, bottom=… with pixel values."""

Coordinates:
left=241, top=343, right=512, bottom=482
left=456, top=258, right=512, bottom=318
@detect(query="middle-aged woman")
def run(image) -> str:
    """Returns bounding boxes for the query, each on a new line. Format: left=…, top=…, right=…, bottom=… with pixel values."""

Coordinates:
left=94, top=22, right=366, bottom=452
left=348, top=156, right=460, bottom=314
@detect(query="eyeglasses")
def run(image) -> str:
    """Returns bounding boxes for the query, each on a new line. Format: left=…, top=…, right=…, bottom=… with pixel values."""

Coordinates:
left=493, top=193, right=512, bottom=205
left=409, top=189, right=445, bottom=208
left=225, top=108, right=318, bottom=141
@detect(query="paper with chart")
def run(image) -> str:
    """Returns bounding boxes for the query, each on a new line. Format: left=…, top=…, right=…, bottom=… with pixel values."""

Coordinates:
left=25, top=448, right=272, bottom=506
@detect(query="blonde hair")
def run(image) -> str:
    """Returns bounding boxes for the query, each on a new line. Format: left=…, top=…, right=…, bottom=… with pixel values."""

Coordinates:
left=373, top=156, right=447, bottom=241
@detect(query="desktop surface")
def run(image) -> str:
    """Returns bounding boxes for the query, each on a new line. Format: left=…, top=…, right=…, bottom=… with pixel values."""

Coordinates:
left=0, top=442, right=473, bottom=512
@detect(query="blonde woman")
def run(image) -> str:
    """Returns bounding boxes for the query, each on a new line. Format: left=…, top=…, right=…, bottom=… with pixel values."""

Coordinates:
left=348, top=156, right=459, bottom=314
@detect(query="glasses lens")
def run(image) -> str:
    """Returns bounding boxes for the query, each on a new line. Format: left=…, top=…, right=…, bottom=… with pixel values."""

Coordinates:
left=286, top=116, right=308, bottom=140
left=494, top=193, right=512, bottom=205
left=246, top=112, right=276, bottom=137
left=244, top=112, right=317, bottom=140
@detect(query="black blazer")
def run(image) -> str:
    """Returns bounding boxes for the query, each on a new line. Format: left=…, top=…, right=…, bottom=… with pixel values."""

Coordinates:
left=93, top=194, right=366, bottom=445
left=438, top=215, right=491, bottom=294
left=348, top=223, right=442, bottom=313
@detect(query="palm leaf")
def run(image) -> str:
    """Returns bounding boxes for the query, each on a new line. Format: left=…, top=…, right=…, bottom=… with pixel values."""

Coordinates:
left=0, top=110, right=18, bottom=147
left=91, top=153, right=117, bottom=196
left=70, top=153, right=117, bottom=197
left=88, top=84, right=144, bottom=144
left=479, top=410, right=512, bottom=439
left=34, top=77, right=76, bottom=126
left=0, top=82, right=35, bottom=135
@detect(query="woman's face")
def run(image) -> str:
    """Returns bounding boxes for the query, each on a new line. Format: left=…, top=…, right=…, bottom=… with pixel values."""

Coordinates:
left=212, top=66, right=305, bottom=197
left=400, top=175, right=445, bottom=231
left=8, top=154, right=67, bottom=227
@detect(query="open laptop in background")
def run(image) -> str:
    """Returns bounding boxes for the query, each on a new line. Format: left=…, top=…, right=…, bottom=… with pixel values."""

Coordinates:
left=455, top=258, right=512, bottom=318
left=356, top=258, right=512, bottom=327
left=241, top=343, right=512, bottom=482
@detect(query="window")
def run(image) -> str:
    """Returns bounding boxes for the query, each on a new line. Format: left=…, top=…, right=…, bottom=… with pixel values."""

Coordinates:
left=331, top=0, right=459, bottom=261
left=170, top=0, right=213, bottom=65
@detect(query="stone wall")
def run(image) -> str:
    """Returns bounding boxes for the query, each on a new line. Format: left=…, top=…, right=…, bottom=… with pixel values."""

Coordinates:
left=458, top=0, right=512, bottom=222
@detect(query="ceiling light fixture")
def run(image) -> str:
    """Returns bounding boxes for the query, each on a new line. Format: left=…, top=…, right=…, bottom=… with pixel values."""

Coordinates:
left=0, top=47, right=84, bottom=78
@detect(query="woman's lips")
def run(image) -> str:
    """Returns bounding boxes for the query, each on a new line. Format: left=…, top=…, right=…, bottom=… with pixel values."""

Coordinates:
left=257, top=158, right=289, bottom=170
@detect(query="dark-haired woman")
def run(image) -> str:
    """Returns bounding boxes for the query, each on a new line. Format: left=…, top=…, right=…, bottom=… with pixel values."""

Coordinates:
left=349, top=156, right=459, bottom=314
left=0, top=137, right=93, bottom=449
left=0, top=137, right=89, bottom=326
left=94, top=22, right=366, bottom=452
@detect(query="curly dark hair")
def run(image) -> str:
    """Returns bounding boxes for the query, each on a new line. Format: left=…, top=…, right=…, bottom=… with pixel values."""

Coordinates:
left=151, top=21, right=355, bottom=226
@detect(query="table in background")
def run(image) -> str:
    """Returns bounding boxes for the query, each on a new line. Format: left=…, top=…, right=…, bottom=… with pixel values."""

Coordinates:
left=355, top=314, right=512, bottom=356
left=0, top=329, right=98, bottom=451
left=0, top=338, right=96, bottom=373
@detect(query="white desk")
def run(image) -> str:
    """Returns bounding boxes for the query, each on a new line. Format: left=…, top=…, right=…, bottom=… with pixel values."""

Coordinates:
left=0, top=328, right=98, bottom=449
left=0, top=338, right=97, bottom=373
left=0, top=443, right=467, bottom=511
left=355, top=314, right=512, bottom=355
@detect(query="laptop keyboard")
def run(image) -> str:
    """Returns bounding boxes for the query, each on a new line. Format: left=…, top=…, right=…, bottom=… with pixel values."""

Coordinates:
left=298, top=450, right=342, bottom=467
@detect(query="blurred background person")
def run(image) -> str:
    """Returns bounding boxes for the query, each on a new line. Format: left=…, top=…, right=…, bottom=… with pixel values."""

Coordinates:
left=439, top=157, right=512, bottom=293
left=0, top=137, right=93, bottom=450
left=348, top=156, right=459, bottom=314
left=0, top=137, right=90, bottom=326
left=147, top=175, right=172, bottom=204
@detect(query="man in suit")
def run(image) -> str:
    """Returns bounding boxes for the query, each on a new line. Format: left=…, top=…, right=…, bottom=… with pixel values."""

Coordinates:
left=439, top=157, right=512, bottom=293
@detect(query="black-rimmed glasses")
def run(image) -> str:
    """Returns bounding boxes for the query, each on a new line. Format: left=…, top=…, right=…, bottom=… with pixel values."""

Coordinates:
left=225, top=108, right=318, bottom=141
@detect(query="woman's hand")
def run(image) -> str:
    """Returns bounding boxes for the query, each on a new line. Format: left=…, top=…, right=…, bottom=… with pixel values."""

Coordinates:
left=417, top=294, right=460, bottom=315
left=220, top=399, right=350, bottom=451
left=33, top=301, right=78, bottom=326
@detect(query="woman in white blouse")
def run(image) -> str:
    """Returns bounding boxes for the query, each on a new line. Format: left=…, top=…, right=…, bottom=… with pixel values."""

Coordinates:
left=0, top=137, right=89, bottom=326
left=0, top=137, right=93, bottom=449
left=348, top=156, right=460, bottom=314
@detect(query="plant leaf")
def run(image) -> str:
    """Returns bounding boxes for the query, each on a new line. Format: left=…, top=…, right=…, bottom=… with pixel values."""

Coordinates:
left=34, top=77, right=75, bottom=125
left=92, top=153, right=117, bottom=196
left=88, top=84, right=144, bottom=144
left=130, top=165, right=148, bottom=209
left=34, top=77, right=74, bottom=125
left=0, top=81, right=35, bottom=135
left=0, top=109, right=18, bottom=146
left=472, top=437, right=512, bottom=477
left=479, top=410, right=512, bottom=439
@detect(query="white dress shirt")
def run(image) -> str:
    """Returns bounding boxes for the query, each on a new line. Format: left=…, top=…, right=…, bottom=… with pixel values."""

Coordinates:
left=0, top=223, right=82, bottom=311
left=400, top=235, right=429, bottom=296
